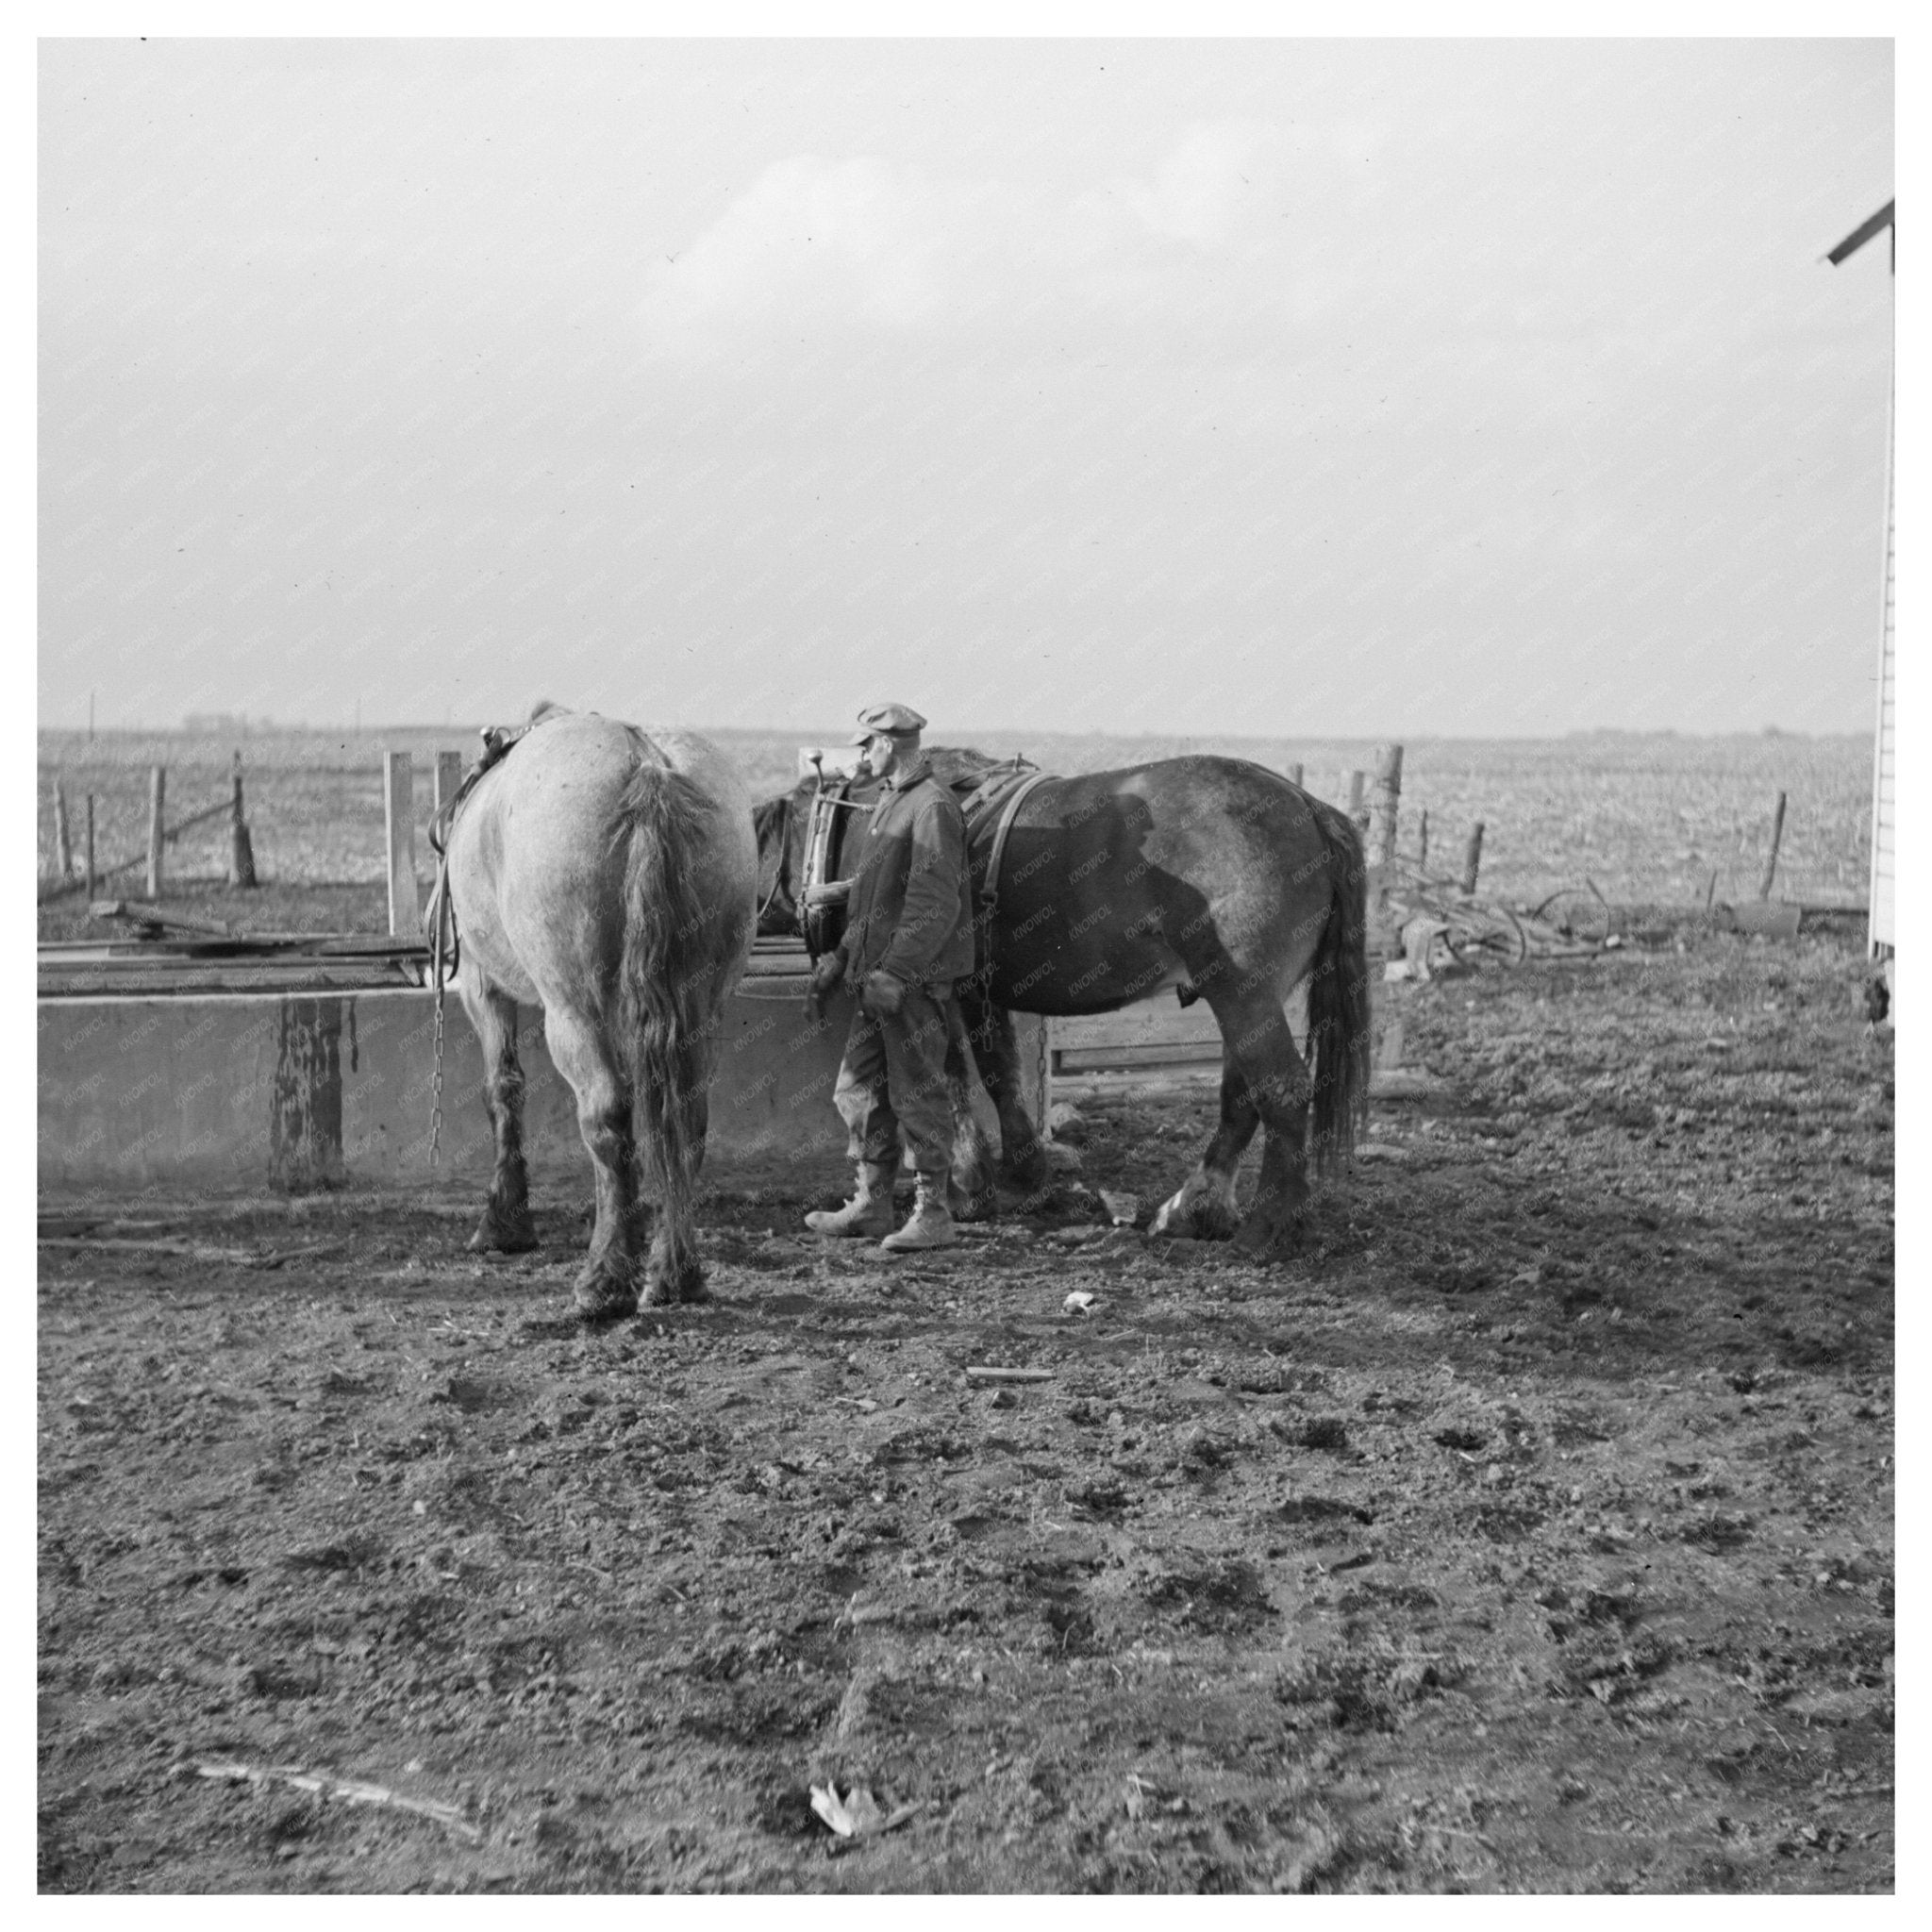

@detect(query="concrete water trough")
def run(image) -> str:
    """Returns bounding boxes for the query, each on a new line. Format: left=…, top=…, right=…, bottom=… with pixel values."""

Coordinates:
left=37, top=935, right=1047, bottom=1203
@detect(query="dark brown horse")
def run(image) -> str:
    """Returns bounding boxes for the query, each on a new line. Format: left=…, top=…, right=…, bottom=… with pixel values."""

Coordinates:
left=753, top=747, right=1370, bottom=1253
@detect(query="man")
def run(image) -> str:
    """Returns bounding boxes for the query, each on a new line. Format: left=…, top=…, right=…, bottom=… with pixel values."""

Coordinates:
left=801, top=702, right=975, bottom=1253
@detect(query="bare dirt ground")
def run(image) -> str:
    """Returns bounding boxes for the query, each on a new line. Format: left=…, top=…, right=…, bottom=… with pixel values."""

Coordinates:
left=38, top=924, right=1892, bottom=1893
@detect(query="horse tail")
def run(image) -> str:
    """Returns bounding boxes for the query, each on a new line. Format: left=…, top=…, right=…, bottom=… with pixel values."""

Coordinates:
left=613, top=734, right=720, bottom=1274
left=1304, top=797, right=1372, bottom=1174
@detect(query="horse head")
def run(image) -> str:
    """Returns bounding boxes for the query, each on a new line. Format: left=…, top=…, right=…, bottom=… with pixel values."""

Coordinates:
left=751, top=745, right=1007, bottom=942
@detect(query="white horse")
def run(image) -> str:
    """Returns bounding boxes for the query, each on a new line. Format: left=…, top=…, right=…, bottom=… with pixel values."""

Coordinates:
left=440, top=708, right=756, bottom=1317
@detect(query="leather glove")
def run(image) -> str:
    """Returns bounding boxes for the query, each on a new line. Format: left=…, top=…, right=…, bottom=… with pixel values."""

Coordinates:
left=860, top=970, right=907, bottom=1020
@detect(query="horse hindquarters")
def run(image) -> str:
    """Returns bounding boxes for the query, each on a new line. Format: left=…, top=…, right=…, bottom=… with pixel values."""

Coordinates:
left=614, top=750, right=740, bottom=1306
left=1302, top=802, right=1373, bottom=1174
left=1150, top=786, right=1366, bottom=1254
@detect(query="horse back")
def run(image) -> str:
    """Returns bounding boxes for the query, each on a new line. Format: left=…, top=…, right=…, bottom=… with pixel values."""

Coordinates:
left=987, top=756, right=1340, bottom=1013
left=445, top=714, right=755, bottom=1008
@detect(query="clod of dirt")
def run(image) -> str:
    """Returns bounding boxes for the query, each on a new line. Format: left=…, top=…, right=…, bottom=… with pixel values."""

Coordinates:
left=1289, top=1417, right=1350, bottom=1451
left=1276, top=1496, right=1374, bottom=1527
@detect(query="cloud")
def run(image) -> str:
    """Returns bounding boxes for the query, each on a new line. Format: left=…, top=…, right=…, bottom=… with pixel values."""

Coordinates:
left=640, top=155, right=1000, bottom=356
left=638, top=125, right=1357, bottom=364
left=1110, top=120, right=1286, bottom=250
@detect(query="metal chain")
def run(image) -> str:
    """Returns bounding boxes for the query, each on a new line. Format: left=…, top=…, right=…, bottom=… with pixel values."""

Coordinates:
left=429, top=970, right=445, bottom=1166
left=426, top=856, right=451, bottom=1168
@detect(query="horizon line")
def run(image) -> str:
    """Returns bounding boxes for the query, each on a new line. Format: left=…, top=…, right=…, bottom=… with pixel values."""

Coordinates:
left=38, top=721, right=1868, bottom=745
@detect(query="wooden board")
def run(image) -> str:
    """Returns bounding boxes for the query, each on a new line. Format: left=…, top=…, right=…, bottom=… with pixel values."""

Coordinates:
left=1047, top=989, right=1315, bottom=1076
left=1050, top=996, right=1222, bottom=1059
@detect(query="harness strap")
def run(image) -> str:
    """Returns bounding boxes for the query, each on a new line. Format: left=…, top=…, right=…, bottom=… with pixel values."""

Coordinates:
left=972, top=769, right=1053, bottom=909
left=954, top=755, right=1035, bottom=826
left=800, top=775, right=855, bottom=962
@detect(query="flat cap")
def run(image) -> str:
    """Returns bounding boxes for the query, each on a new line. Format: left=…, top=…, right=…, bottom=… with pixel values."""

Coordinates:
left=851, top=701, right=927, bottom=743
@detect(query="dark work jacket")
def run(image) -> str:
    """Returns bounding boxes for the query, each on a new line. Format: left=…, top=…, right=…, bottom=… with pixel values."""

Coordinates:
left=834, top=758, right=975, bottom=987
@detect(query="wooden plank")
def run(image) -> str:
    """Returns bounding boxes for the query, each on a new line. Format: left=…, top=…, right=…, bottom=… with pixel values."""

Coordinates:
left=1055, top=1041, right=1223, bottom=1074
left=1366, top=743, right=1403, bottom=871
left=40, top=973, right=426, bottom=998
left=53, top=781, right=73, bottom=877
left=383, top=750, right=419, bottom=938
left=1050, top=998, right=1221, bottom=1054
left=434, top=750, right=465, bottom=814
left=41, top=935, right=428, bottom=959
left=145, top=765, right=166, bottom=900
left=1461, top=823, right=1486, bottom=894
left=1757, top=792, right=1787, bottom=900
left=1724, top=902, right=1802, bottom=940
left=90, top=900, right=235, bottom=937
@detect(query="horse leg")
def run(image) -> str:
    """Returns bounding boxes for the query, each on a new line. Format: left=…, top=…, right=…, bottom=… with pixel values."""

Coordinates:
left=643, top=1086, right=708, bottom=1307
left=942, top=998, right=997, bottom=1222
left=1221, top=992, right=1315, bottom=1256
left=1149, top=1044, right=1258, bottom=1242
left=463, top=982, right=539, bottom=1256
left=958, top=984, right=1048, bottom=1188
left=542, top=1008, right=641, bottom=1321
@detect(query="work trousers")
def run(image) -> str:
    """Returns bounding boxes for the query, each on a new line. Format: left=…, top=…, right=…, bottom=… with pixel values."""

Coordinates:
left=832, top=984, right=955, bottom=1174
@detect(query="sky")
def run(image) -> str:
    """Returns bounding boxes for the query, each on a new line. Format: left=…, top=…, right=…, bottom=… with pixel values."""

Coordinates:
left=37, top=35, right=1895, bottom=738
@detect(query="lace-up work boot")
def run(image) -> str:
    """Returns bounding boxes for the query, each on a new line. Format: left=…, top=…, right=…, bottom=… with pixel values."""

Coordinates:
left=879, top=1170, right=957, bottom=1253
left=804, top=1162, right=896, bottom=1238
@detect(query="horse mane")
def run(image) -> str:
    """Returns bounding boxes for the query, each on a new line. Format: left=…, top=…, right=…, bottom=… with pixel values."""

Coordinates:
left=751, top=791, right=791, bottom=845
left=923, top=743, right=1004, bottom=790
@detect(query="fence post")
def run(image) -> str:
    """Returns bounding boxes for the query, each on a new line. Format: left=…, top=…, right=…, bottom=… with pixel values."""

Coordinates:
left=85, top=794, right=96, bottom=902
left=145, top=765, right=166, bottom=900
left=53, top=780, right=74, bottom=878
left=384, top=750, right=420, bottom=937
left=1757, top=791, right=1787, bottom=901
left=229, top=751, right=258, bottom=888
left=1343, top=769, right=1367, bottom=830
left=434, top=749, right=465, bottom=817
left=1366, top=743, right=1403, bottom=871
left=1460, top=822, right=1485, bottom=896
left=1418, top=808, right=1429, bottom=873
left=1285, top=762, right=1304, bottom=789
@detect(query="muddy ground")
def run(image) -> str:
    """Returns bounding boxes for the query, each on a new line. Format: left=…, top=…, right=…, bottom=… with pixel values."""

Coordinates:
left=39, top=923, right=1892, bottom=1893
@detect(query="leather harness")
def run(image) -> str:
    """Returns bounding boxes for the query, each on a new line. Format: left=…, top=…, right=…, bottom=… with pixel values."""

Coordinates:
left=423, top=716, right=550, bottom=986
left=797, top=753, right=1054, bottom=976
left=963, top=764, right=1053, bottom=917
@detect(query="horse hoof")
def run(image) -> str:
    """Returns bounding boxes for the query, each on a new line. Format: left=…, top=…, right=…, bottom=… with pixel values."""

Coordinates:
left=643, top=1260, right=708, bottom=1307
left=468, top=1214, right=538, bottom=1255
left=1231, top=1211, right=1304, bottom=1258
left=573, top=1273, right=639, bottom=1322
left=1002, top=1146, right=1050, bottom=1191
left=949, top=1184, right=997, bottom=1224
left=1151, top=1185, right=1240, bottom=1242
